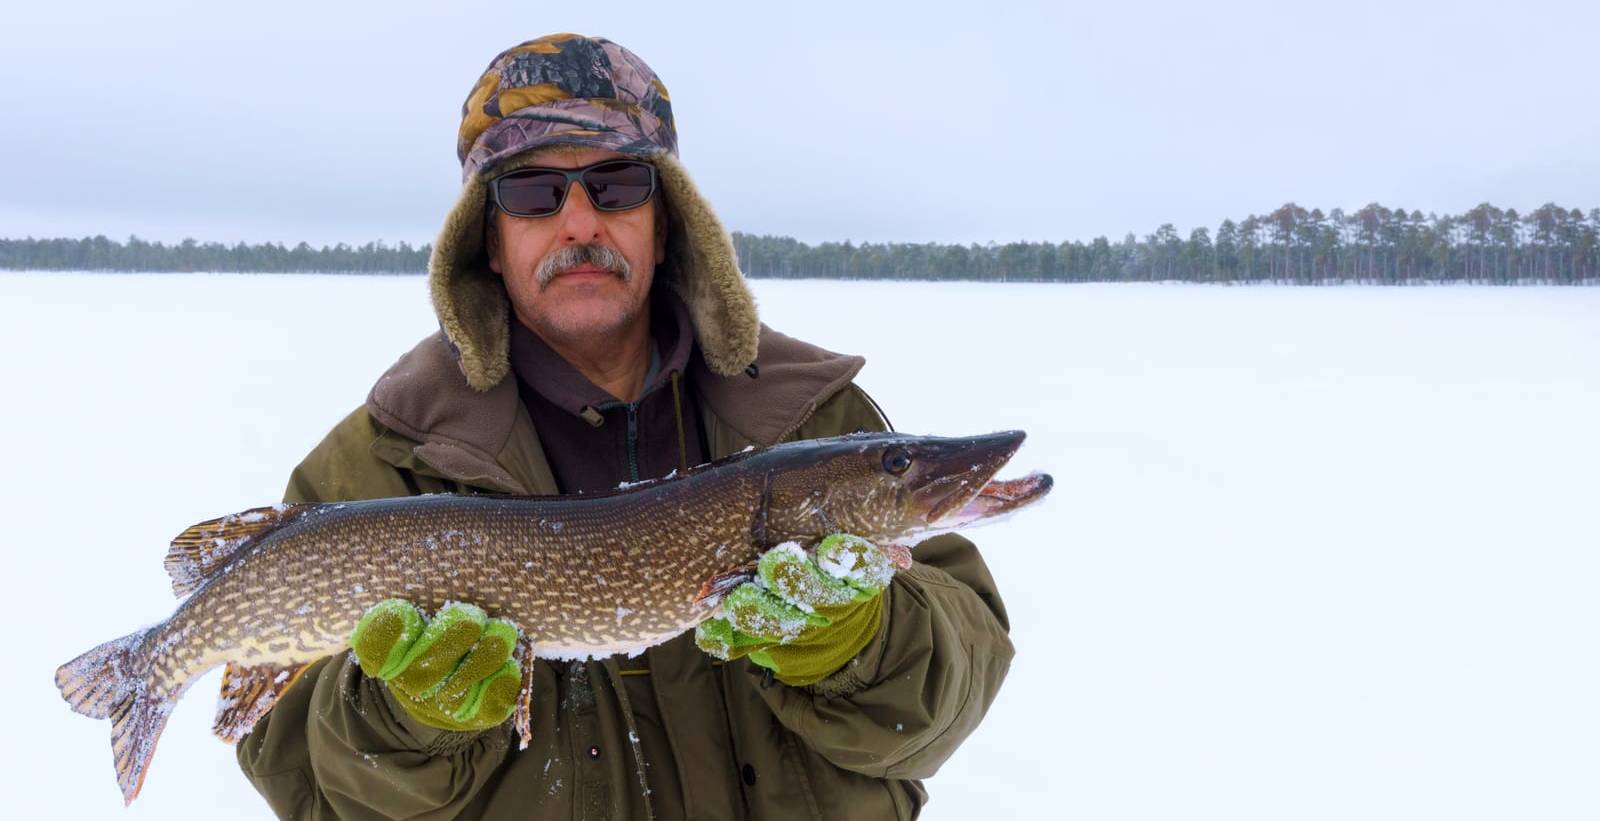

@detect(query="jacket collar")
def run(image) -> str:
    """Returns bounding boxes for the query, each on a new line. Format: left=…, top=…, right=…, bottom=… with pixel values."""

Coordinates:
left=365, top=322, right=865, bottom=492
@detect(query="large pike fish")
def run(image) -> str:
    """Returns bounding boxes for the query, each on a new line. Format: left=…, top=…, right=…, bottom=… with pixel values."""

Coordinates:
left=56, top=430, right=1051, bottom=804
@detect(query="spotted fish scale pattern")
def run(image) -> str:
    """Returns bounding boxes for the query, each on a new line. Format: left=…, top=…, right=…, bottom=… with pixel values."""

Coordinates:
left=166, top=481, right=765, bottom=679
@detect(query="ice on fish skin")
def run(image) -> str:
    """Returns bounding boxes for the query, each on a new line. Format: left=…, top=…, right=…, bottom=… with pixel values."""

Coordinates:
left=54, top=430, right=1052, bottom=805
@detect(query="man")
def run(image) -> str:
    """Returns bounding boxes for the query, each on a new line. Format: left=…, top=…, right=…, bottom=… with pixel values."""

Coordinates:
left=235, top=34, right=1013, bottom=820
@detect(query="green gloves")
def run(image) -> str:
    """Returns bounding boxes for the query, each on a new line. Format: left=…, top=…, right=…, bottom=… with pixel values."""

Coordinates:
left=350, top=599, right=523, bottom=732
left=695, top=534, right=898, bottom=686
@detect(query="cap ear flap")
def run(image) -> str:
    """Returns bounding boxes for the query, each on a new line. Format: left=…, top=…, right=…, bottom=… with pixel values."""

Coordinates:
left=652, top=152, right=759, bottom=377
left=429, top=175, right=511, bottom=391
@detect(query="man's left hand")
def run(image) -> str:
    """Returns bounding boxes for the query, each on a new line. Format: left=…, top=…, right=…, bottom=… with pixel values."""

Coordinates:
left=695, top=534, right=898, bottom=686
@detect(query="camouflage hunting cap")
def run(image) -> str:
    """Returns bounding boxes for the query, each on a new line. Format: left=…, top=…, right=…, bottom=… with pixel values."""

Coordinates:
left=455, top=33, right=678, bottom=183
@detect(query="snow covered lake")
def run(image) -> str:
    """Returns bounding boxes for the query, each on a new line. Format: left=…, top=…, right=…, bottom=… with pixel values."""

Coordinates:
left=4, top=274, right=1597, bottom=819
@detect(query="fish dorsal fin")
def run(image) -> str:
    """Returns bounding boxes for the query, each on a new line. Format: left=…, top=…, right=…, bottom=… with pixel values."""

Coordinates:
left=212, top=661, right=314, bottom=743
left=164, top=504, right=308, bottom=598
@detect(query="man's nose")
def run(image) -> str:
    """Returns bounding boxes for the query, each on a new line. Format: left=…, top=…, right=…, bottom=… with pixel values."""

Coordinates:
left=557, top=181, right=603, bottom=241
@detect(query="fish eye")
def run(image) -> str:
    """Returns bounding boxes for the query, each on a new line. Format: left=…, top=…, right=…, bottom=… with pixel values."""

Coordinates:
left=882, top=447, right=912, bottom=475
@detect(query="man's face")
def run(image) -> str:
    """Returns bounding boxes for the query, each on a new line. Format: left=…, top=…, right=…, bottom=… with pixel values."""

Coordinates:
left=487, top=146, right=667, bottom=346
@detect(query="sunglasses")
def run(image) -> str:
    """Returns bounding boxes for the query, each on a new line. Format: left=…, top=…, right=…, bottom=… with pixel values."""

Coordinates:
left=489, top=159, right=658, bottom=218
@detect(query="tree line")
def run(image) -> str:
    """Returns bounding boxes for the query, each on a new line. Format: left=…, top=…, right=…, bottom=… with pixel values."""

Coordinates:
left=3, top=202, right=1596, bottom=283
left=0, top=236, right=430, bottom=275
left=734, top=202, right=1598, bottom=284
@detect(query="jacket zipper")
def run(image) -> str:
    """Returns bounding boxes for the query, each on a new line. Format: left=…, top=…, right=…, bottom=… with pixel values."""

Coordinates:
left=625, top=402, right=640, bottom=483
left=595, top=400, right=643, bottom=483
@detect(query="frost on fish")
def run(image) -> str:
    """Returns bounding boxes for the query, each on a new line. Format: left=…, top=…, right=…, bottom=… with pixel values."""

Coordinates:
left=535, top=642, right=657, bottom=662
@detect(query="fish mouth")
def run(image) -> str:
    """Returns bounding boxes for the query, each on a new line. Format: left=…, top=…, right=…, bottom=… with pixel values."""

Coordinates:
left=905, top=431, right=1052, bottom=528
left=933, top=471, right=1053, bottom=528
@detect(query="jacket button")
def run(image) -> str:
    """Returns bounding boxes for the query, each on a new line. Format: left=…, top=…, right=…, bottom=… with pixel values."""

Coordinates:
left=742, top=763, right=757, bottom=786
left=588, top=745, right=602, bottom=759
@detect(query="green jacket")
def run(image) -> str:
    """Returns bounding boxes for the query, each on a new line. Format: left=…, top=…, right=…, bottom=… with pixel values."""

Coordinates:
left=234, top=327, right=1014, bottom=820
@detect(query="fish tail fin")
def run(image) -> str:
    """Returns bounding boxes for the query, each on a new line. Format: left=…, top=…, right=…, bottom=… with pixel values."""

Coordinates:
left=56, top=631, right=146, bottom=720
left=56, top=629, right=170, bottom=804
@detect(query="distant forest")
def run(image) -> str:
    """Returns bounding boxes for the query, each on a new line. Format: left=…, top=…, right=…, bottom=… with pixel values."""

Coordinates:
left=3, top=202, right=1596, bottom=284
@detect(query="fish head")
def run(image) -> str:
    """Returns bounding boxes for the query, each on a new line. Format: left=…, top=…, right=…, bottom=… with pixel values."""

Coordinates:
left=757, top=431, right=1052, bottom=549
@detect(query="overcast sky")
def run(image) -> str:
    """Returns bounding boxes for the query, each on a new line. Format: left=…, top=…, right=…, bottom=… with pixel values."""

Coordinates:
left=1, top=0, right=1595, bottom=248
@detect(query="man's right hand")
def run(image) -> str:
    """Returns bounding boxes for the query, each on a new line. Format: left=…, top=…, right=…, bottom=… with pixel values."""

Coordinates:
left=350, top=599, right=523, bottom=732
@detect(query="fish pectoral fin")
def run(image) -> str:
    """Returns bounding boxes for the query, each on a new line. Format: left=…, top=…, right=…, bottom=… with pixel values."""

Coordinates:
left=165, top=503, right=313, bottom=598
left=694, top=562, right=760, bottom=606
left=212, top=660, right=315, bottom=743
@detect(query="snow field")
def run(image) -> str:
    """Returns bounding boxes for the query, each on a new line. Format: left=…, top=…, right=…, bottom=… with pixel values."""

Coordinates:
left=2, top=274, right=1596, bottom=819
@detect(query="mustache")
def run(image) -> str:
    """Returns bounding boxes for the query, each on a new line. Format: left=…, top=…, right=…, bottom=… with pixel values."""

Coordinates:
left=535, top=243, right=632, bottom=287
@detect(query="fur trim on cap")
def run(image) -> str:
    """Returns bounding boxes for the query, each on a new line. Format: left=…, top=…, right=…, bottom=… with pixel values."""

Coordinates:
left=427, top=151, right=759, bottom=392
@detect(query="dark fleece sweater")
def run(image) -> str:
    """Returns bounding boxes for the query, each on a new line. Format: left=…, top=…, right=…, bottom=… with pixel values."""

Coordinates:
left=508, top=287, right=709, bottom=495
